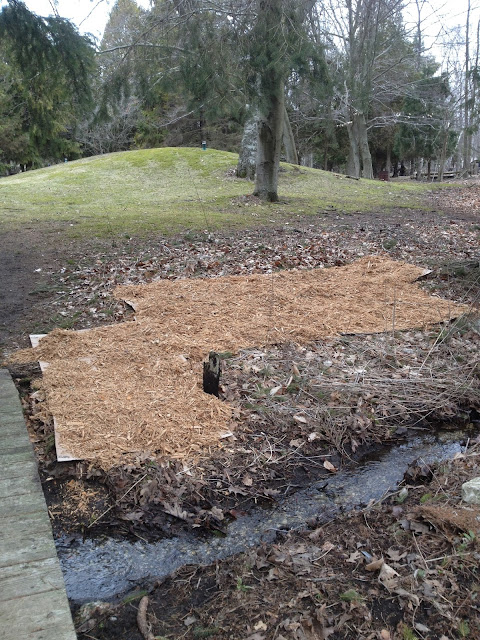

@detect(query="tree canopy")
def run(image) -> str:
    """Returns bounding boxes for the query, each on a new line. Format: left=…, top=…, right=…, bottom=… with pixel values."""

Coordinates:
left=0, top=0, right=95, bottom=167
left=1, top=0, right=478, bottom=189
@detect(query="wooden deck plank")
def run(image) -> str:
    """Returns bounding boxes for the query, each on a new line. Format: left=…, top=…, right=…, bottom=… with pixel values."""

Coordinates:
left=0, top=490, right=48, bottom=516
left=0, top=514, right=54, bottom=568
left=0, top=447, right=39, bottom=465
left=0, top=415, right=29, bottom=431
left=0, top=459, right=39, bottom=480
left=0, top=590, right=76, bottom=639
left=0, top=473, right=42, bottom=499
left=0, top=368, right=76, bottom=640
left=0, top=432, right=36, bottom=449
left=1, top=557, right=66, bottom=601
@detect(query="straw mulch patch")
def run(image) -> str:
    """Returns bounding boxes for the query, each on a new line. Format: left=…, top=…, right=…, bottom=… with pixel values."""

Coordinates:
left=10, top=256, right=468, bottom=469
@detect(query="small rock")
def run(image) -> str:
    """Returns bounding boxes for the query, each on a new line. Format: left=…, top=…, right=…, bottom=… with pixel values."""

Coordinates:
left=462, top=477, right=480, bottom=504
left=77, top=601, right=113, bottom=625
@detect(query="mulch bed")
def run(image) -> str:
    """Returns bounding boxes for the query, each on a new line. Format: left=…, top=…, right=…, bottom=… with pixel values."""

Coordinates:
left=7, top=257, right=467, bottom=469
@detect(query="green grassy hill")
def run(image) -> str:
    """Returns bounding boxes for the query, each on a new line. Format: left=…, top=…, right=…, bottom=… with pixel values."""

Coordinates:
left=0, top=147, right=442, bottom=237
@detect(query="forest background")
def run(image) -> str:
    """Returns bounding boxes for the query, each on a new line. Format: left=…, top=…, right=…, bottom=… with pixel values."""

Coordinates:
left=1, top=0, right=480, bottom=200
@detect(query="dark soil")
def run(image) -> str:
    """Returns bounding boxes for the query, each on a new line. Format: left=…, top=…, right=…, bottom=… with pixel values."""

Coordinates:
left=72, top=447, right=480, bottom=640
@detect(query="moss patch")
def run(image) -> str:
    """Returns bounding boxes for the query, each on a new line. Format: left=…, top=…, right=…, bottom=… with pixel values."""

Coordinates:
left=0, top=147, right=451, bottom=238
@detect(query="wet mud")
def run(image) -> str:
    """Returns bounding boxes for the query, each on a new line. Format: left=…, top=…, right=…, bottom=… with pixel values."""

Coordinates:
left=59, top=430, right=465, bottom=604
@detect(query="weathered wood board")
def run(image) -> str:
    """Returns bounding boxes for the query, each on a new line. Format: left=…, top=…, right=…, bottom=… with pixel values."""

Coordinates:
left=0, top=368, right=76, bottom=640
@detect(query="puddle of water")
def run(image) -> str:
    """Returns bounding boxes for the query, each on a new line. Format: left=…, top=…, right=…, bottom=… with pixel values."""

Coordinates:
left=58, top=432, right=463, bottom=604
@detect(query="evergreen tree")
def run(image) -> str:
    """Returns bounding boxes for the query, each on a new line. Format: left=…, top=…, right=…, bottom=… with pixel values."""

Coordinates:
left=394, top=69, right=456, bottom=178
left=0, top=0, right=95, bottom=165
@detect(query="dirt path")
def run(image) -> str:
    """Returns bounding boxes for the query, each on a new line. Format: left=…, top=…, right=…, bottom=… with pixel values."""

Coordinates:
left=0, top=227, right=67, bottom=351
left=0, top=230, right=58, bottom=347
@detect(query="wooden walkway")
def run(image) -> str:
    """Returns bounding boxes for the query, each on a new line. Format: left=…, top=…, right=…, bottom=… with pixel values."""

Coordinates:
left=0, top=368, right=76, bottom=640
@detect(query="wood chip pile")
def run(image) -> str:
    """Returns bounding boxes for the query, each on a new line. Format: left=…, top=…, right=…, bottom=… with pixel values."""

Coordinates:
left=14, top=256, right=468, bottom=469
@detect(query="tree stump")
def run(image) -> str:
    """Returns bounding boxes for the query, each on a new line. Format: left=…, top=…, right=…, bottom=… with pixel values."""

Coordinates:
left=203, top=351, right=221, bottom=397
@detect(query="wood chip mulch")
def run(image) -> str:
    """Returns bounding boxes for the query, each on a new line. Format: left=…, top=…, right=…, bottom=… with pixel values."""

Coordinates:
left=9, top=256, right=468, bottom=469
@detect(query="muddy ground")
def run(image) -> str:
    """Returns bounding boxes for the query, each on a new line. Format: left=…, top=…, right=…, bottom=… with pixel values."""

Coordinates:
left=1, top=181, right=480, bottom=640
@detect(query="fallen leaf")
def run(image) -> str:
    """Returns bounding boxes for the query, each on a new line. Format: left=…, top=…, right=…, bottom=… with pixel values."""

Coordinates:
left=289, top=438, right=304, bottom=448
left=162, top=502, right=189, bottom=521
left=121, top=510, right=144, bottom=522
left=254, top=621, right=268, bottom=631
left=219, top=431, right=235, bottom=439
left=242, top=474, right=253, bottom=487
left=209, top=506, right=224, bottom=521
left=365, top=557, right=385, bottom=572
left=308, top=528, right=322, bottom=542
left=323, top=460, right=337, bottom=473
left=386, top=548, right=407, bottom=562
left=270, top=385, right=282, bottom=396
left=414, top=623, right=430, bottom=633
left=409, top=520, right=430, bottom=535
left=183, top=615, right=197, bottom=626
left=228, top=485, right=248, bottom=496
left=267, top=567, right=280, bottom=581
left=378, top=563, right=400, bottom=591
left=229, top=508, right=247, bottom=518
left=380, top=631, right=391, bottom=640
left=394, top=587, right=420, bottom=606
left=293, top=414, right=308, bottom=424
left=346, top=551, right=362, bottom=563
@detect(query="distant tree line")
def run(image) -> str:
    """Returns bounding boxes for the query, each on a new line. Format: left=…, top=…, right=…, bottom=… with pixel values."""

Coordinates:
left=1, top=0, right=479, bottom=199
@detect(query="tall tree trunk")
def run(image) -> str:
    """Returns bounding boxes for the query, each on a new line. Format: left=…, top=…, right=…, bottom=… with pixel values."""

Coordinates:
left=254, top=79, right=284, bottom=201
left=282, top=106, right=298, bottom=164
left=438, top=126, right=449, bottom=182
left=251, top=0, right=288, bottom=202
left=386, top=145, right=391, bottom=177
left=346, top=121, right=360, bottom=177
left=237, top=107, right=258, bottom=179
left=463, top=0, right=471, bottom=170
left=355, top=113, right=373, bottom=179
left=417, top=157, right=424, bottom=180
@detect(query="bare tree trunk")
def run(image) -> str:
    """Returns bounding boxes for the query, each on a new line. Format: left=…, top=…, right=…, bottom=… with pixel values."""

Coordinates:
left=463, top=0, right=471, bottom=170
left=301, top=152, right=313, bottom=167
left=386, top=145, right=391, bottom=177
left=237, top=107, right=258, bottom=179
left=282, top=106, right=298, bottom=164
left=355, top=113, right=373, bottom=179
left=347, top=121, right=360, bottom=177
left=254, top=76, right=284, bottom=202
left=251, top=0, right=289, bottom=202
left=438, top=127, right=449, bottom=182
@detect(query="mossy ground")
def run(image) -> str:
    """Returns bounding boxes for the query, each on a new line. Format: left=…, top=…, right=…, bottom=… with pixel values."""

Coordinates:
left=0, top=147, right=450, bottom=238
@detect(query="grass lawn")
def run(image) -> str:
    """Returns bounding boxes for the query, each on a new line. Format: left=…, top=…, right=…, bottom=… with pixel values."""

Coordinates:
left=0, top=147, right=450, bottom=238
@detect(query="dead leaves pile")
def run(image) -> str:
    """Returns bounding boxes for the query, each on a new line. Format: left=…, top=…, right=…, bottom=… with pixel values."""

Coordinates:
left=30, top=200, right=479, bottom=340
left=222, top=325, right=479, bottom=459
